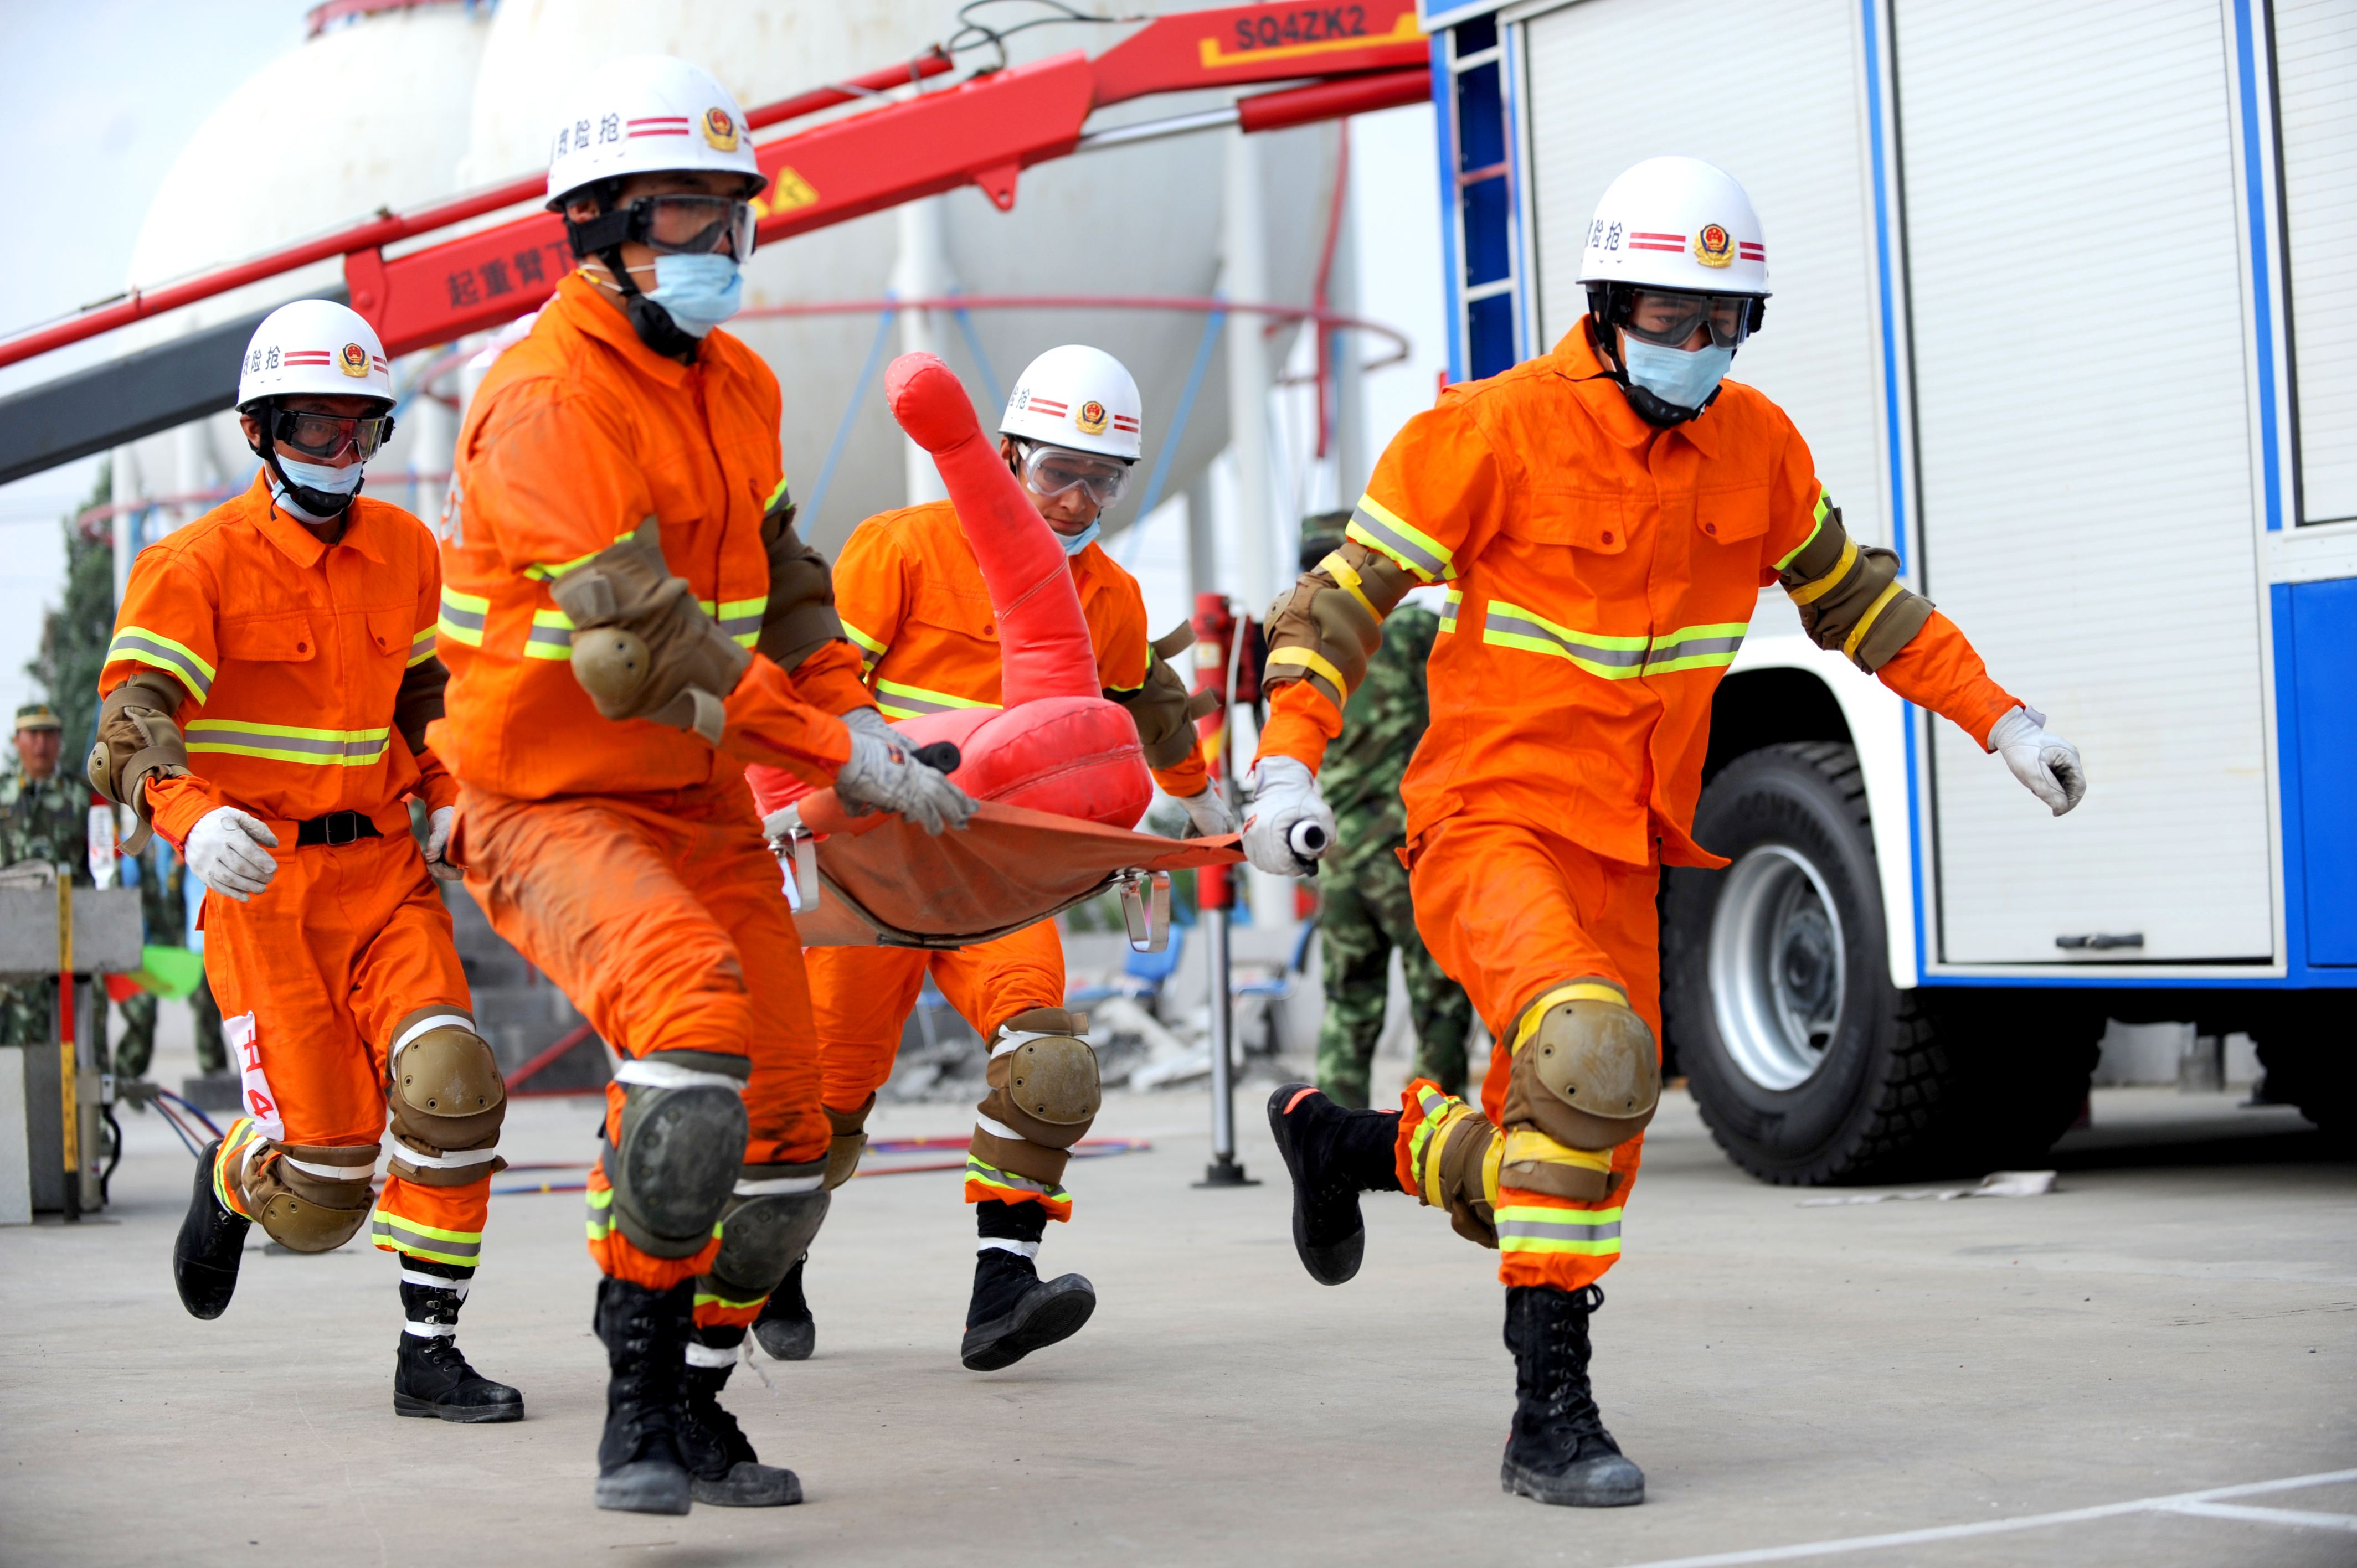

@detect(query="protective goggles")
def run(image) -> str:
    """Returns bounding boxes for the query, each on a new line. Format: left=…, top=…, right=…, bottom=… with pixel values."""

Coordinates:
left=570, top=193, right=756, bottom=261
left=1019, top=442, right=1131, bottom=507
left=265, top=406, right=395, bottom=462
left=1615, top=287, right=1760, bottom=350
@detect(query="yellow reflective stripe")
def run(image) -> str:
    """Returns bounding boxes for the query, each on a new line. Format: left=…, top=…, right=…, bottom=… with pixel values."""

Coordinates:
left=1772, top=488, right=1835, bottom=571
left=1346, top=493, right=1452, bottom=581
left=106, top=626, right=217, bottom=698
left=1318, top=550, right=1378, bottom=621
left=1439, top=588, right=1463, bottom=634
left=1842, top=580, right=1906, bottom=660
left=963, top=1156, right=1067, bottom=1201
left=186, top=719, right=391, bottom=766
left=694, top=1289, right=767, bottom=1311
left=716, top=595, right=765, bottom=650
left=1483, top=604, right=1745, bottom=679
left=406, top=625, right=437, bottom=668
left=370, top=1214, right=481, bottom=1245
left=1264, top=646, right=1347, bottom=695
left=873, top=677, right=999, bottom=723
left=437, top=587, right=488, bottom=648
left=523, top=608, right=574, bottom=661
left=764, top=475, right=792, bottom=512
left=841, top=619, right=888, bottom=659
left=1494, top=1204, right=1624, bottom=1254
left=585, top=1185, right=614, bottom=1240
left=1512, top=982, right=1630, bottom=1051
left=523, top=525, right=637, bottom=584
left=1785, top=538, right=1858, bottom=606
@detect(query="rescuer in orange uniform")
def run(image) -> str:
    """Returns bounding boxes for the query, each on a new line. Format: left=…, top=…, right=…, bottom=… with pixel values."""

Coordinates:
left=94, top=299, right=521, bottom=1426
left=752, top=345, right=1232, bottom=1372
left=436, top=56, right=972, bottom=1516
left=1248, top=159, right=2088, bottom=1508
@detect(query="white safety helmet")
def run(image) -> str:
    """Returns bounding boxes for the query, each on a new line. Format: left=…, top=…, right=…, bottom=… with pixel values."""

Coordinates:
left=236, top=299, right=393, bottom=412
left=543, top=54, right=766, bottom=209
left=1577, top=156, right=1771, bottom=298
left=1001, top=345, right=1144, bottom=462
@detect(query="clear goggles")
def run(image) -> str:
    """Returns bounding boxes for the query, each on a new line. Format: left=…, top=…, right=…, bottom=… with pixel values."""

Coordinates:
left=1020, top=442, right=1131, bottom=508
left=266, top=406, right=395, bottom=462
left=1617, top=288, right=1759, bottom=350
left=628, top=194, right=756, bottom=260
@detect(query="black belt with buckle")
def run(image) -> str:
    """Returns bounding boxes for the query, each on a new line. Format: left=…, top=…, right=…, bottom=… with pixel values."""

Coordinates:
left=295, top=811, right=383, bottom=848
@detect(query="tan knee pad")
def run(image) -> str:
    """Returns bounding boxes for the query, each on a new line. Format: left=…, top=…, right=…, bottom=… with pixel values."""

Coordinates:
left=386, top=1009, right=507, bottom=1186
left=1500, top=979, right=1660, bottom=1153
left=239, top=1139, right=378, bottom=1252
left=822, top=1095, right=874, bottom=1190
left=979, top=1008, right=1100, bottom=1151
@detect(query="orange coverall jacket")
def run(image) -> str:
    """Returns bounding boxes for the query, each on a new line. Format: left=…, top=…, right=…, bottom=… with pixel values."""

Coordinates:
left=833, top=498, right=1210, bottom=798
left=1257, top=323, right=2016, bottom=868
left=435, top=272, right=866, bottom=796
left=102, top=471, right=458, bottom=844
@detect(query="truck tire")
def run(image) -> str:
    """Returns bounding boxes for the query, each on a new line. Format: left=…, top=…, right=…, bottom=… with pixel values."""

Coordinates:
left=1663, top=742, right=2098, bottom=1184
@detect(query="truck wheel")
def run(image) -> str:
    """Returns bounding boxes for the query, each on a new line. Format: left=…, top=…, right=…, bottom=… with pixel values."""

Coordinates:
left=1664, top=743, right=1924, bottom=1183
left=1662, top=742, right=2097, bottom=1184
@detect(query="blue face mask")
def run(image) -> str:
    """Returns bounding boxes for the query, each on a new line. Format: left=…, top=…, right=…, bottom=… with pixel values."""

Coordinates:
left=644, top=252, right=743, bottom=338
left=1058, top=520, right=1102, bottom=556
left=1619, top=335, right=1735, bottom=413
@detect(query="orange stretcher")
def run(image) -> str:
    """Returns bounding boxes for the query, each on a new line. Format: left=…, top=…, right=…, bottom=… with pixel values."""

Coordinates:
left=769, top=787, right=1241, bottom=952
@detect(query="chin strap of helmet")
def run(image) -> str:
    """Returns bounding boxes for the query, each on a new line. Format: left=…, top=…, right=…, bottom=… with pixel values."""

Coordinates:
left=244, top=400, right=363, bottom=521
left=564, top=184, right=701, bottom=362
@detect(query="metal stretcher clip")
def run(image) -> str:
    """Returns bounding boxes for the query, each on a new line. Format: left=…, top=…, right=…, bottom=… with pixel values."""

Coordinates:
left=1118, top=870, right=1172, bottom=955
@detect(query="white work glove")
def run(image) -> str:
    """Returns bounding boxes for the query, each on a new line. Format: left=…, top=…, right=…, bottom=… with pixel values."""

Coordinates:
left=1175, top=783, right=1239, bottom=838
left=833, top=720, right=977, bottom=835
left=421, top=806, right=461, bottom=882
left=1242, top=755, right=1336, bottom=876
left=842, top=705, right=898, bottom=744
left=186, top=807, right=280, bottom=901
left=1987, top=704, right=2086, bottom=816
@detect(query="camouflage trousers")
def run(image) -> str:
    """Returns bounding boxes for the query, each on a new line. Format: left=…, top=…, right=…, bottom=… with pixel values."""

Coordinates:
left=1313, top=848, right=1473, bottom=1110
left=110, top=976, right=227, bottom=1081
left=0, top=981, right=54, bottom=1047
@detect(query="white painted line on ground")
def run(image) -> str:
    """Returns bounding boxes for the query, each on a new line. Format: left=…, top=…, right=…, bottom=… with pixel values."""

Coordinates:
left=2158, top=1500, right=2357, bottom=1533
left=1609, top=1468, right=2357, bottom=1568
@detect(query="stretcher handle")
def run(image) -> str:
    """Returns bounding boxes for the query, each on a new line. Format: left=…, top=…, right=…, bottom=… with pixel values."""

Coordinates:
left=913, top=741, right=962, bottom=774
left=1118, top=870, right=1173, bottom=955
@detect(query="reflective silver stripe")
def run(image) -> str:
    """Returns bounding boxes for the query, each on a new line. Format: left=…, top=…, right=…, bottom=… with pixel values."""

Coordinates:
left=1483, top=607, right=1649, bottom=668
left=524, top=621, right=571, bottom=652
left=402, top=1321, right=458, bottom=1338
left=1350, top=502, right=1448, bottom=579
left=1494, top=1216, right=1624, bottom=1243
left=718, top=612, right=762, bottom=642
left=614, top=1058, right=748, bottom=1090
left=438, top=602, right=486, bottom=633
left=963, top=1156, right=1064, bottom=1197
left=282, top=1153, right=377, bottom=1184
left=974, top=1113, right=1029, bottom=1143
left=369, top=1216, right=481, bottom=1258
left=685, top=1342, right=737, bottom=1368
left=393, top=1146, right=501, bottom=1170
left=185, top=727, right=389, bottom=760
left=733, top=1174, right=822, bottom=1195
left=108, top=632, right=215, bottom=698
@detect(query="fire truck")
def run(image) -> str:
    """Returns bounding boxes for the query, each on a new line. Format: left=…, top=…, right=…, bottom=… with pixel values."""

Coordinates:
left=1419, top=0, right=2354, bottom=1177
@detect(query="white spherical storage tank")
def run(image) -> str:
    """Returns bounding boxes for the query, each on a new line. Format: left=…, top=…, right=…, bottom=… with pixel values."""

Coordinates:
left=455, top=0, right=1341, bottom=553
left=113, top=1, right=492, bottom=541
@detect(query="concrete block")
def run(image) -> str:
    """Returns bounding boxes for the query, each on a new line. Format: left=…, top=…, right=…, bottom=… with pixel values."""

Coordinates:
left=0, top=1046, right=29, bottom=1225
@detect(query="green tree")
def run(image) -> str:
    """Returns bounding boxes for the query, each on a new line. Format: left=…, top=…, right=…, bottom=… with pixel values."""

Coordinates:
left=29, top=461, right=116, bottom=773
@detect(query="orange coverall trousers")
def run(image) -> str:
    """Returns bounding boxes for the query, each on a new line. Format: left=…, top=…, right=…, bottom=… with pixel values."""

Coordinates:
left=805, top=920, right=1070, bottom=1217
left=1397, top=816, right=1659, bottom=1293
left=203, top=831, right=483, bottom=1266
left=460, top=776, right=829, bottom=1315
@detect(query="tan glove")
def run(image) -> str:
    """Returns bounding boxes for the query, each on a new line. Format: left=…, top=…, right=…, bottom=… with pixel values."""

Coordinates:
left=549, top=518, right=751, bottom=745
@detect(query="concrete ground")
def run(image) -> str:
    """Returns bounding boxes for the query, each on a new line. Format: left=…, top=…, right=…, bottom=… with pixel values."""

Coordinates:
left=3, top=1044, right=2352, bottom=1567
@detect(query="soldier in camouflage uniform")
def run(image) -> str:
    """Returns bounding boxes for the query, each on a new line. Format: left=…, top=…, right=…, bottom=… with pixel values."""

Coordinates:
left=1298, top=522, right=1474, bottom=1108
left=0, top=702, right=89, bottom=1045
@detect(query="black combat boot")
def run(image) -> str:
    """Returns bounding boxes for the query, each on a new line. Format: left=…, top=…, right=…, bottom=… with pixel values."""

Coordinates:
left=1500, top=1284, right=1645, bottom=1507
left=676, top=1325, right=801, bottom=1506
left=592, top=1278, right=696, bottom=1515
left=392, top=1258, right=523, bottom=1423
left=750, top=1256, right=815, bottom=1361
left=1265, top=1084, right=1402, bottom=1285
left=959, top=1200, right=1094, bottom=1371
left=172, top=1138, right=250, bottom=1319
